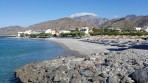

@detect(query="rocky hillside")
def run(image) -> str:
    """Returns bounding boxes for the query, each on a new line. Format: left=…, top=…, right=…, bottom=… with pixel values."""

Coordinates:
left=0, top=26, right=25, bottom=36
left=1, top=14, right=148, bottom=36
left=102, top=15, right=148, bottom=29
left=0, top=18, right=98, bottom=35
left=71, top=15, right=108, bottom=26
left=27, top=18, right=98, bottom=31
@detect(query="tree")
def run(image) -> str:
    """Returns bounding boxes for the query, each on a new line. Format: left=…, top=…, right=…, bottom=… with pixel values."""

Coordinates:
left=20, top=33, right=25, bottom=37
left=29, top=34, right=38, bottom=38
left=60, top=32, right=85, bottom=37
left=38, top=33, right=52, bottom=38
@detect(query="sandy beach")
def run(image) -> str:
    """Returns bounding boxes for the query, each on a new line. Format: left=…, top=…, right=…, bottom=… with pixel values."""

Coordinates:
left=49, top=38, right=125, bottom=56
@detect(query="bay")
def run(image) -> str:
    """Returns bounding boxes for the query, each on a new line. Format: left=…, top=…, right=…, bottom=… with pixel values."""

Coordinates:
left=0, top=36, right=70, bottom=83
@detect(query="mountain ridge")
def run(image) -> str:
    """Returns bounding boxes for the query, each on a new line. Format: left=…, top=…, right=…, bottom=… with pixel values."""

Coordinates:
left=102, top=15, right=148, bottom=29
left=0, top=14, right=148, bottom=35
left=71, top=15, right=108, bottom=26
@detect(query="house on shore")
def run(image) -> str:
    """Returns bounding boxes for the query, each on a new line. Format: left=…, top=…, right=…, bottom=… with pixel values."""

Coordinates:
left=143, top=26, right=148, bottom=32
left=80, top=26, right=89, bottom=34
left=18, top=32, right=24, bottom=37
left=18, top=30, right=38, bottom=37
left=145, top=27, right=148, bottom=32
left=18, top=29, right=57, bottom=37
left=108, top=28, right=122, bottom=32
left=134, top=27, right=142, bottom=31
left=45, top=29, right=56, bottom=35
left=59, top=30, right=71, bottom=33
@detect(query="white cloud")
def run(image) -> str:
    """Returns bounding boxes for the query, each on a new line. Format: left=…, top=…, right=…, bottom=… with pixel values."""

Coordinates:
left=69, top=12, right=97, bottom=18
left=113, top=15, right=118, bottom=18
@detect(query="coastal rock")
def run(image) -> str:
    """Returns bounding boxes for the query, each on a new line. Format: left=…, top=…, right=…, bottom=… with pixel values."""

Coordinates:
left=107, top=75, right=120, bottom=83
left=70, top=76, right=87, bottom=83
left=99, top=72, right=109, bottom=78
left=80, top=69, right=94, bottom=77
left=14, top=49, right=148, bottom=83
left=120, top=76, right=134, bottom=83
left=129, top=67, right=148, bottom=83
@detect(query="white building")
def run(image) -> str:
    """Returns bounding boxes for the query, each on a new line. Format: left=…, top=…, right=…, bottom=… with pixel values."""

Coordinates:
left=18, top=30, right=38, bottom=37
left=45, top=29, right=56, bottom=35
left=80, top=26, right=89, bottom=34
left=18, top=32, right=24, bottom=37
left=24, top=30, right=37, bottom=34
left=135, top=27, right=142, bottom=31
left=59, top=30, right=71, bottom=33
left=145, top=27, right=148, bottom=32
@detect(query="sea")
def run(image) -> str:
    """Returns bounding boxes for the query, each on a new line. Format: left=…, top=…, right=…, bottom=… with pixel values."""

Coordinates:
left=0, top=36, right=71, bottom=83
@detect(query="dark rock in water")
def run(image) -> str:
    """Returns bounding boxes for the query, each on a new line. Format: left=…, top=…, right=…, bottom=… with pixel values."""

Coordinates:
left=129, top=67, right=148, bottom=83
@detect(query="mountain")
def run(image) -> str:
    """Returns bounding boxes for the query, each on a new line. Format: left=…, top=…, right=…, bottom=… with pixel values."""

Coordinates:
left=0, top=26, right=25, bottom=36
left=0, top=18, right=98, bottom=36
left=1, top=14, right=148, bottom=36
left=27, top=18, right=98, bottom=31
left=102, top=15, right=148, bottom=29
left=71, top=15, right=108, bottom=26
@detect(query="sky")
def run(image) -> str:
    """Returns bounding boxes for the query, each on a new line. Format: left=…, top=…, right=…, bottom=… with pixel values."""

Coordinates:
left=0, top=0, right=148, bottom=27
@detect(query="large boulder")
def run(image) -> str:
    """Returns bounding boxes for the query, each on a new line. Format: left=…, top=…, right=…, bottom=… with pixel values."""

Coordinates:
left=80, top=69, right=94, bottom=77
left=129, top=67, right=148, bottom=83
left=106, top=75, right=120, bottom=83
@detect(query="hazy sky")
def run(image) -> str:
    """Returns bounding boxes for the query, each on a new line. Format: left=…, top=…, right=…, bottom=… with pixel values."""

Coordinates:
left=0, top=0, right=147, bottom=27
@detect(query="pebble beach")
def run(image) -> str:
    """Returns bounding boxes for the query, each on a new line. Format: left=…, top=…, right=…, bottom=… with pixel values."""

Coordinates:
left=14, top=37, right=148, bottom=83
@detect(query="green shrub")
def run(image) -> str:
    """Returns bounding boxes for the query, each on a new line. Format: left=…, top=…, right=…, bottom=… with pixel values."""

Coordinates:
left=90, top=28, right=148, bottom=36
left=20, top=33, right=25, bottom=37
left=60, top=31, right=85, bottom=37
left=29, top=34, right=38, bottom=38
left=39, top=33, right=52, bottom=38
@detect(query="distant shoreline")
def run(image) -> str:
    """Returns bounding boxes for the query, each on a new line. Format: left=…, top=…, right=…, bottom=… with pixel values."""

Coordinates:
left=0, top=35, right=17, bottom=37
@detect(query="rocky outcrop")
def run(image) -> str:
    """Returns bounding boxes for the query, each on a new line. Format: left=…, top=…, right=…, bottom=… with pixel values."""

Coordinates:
left=14, top=49, right=148, bottom=83
left=102, top=15, right=148, bottom=29
left=71, top=15, right=108, bottom=26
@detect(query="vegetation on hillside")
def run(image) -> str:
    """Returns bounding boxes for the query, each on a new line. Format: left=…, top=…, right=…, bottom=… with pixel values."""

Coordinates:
left=90, top=28, right=148, bottom=36
left=60, top=31, right=85, bottom=37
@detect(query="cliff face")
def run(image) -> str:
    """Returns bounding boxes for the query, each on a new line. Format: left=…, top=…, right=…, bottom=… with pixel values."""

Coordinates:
left=102, top=15, right=148, bottom=29
left=71, top=15, right=108, bottom=26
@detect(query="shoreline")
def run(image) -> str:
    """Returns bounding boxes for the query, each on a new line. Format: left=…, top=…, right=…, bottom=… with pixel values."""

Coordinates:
left=14, top=37, right=148, bottom=83
left=49, top=38, right=87, bottom=58
left=48, top=38, right=124, bottom=56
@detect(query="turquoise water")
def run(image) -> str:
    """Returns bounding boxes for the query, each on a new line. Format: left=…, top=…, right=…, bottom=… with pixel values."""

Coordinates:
left=0, top=36, right=70, bottom=83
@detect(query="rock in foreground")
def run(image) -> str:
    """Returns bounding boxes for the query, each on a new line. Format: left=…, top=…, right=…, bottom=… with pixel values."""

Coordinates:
left=14, top=49, right=148, bottom=83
